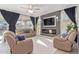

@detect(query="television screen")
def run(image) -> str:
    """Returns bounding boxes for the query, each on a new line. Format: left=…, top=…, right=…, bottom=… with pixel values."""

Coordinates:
left=44, top=18, right=55, bottom=25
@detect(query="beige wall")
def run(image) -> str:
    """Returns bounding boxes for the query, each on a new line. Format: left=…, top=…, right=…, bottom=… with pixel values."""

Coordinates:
left=36, top=17, right=42, bottom=35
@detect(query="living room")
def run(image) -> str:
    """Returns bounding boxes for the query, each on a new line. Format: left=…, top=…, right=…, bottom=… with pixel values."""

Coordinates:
left=0, top=4, right=79, bottom=54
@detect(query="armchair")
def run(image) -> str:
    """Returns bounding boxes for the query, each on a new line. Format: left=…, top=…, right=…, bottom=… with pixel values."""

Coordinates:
left=4, top=31, right=33, bottom=54
left=53, top=30, right=77, bottom=51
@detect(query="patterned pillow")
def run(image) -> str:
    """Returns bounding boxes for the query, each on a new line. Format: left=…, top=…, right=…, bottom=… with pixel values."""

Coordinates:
left=15, top=35, right=25, bottom=41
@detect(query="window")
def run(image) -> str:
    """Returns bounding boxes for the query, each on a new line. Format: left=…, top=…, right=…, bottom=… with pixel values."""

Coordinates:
left=16, top=20, right=33, bottom=29
left=16, top=15, right=33, bottom=31
left=0, top=12, right=9, bottom=35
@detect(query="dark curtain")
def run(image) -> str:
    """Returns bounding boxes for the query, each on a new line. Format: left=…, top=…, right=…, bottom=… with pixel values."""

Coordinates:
left=36, top=17, right=39, bottom=25
left=30, top=16, right=35, bottom=31
left=64, top=7, right=77, bottom=42
left=64, top=7, right=76, bottom=24
left=0, top=9, right=20, bottom=33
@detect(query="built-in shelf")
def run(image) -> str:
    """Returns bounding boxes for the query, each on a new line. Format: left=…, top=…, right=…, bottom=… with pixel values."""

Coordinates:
left=41, top=28, right=56, bottom=37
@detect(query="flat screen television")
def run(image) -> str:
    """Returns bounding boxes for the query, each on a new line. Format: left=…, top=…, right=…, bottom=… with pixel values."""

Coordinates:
left=43, top=17, right=56, bottom=27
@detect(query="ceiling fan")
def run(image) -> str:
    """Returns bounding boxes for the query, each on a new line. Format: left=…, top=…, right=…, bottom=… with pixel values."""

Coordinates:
left=20, top=4, right=40, bottom=14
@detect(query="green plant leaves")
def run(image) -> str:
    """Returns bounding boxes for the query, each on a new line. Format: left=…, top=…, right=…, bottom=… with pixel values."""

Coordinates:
left=66, top=23, right=77, bottom=31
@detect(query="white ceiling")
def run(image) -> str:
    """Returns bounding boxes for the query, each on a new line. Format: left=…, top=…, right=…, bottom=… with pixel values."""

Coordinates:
left=0, top=4, right=78, bottom=16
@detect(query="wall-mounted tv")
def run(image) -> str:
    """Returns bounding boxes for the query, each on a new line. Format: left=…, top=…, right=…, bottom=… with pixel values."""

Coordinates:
left=43, top=16, right=56, bottom=27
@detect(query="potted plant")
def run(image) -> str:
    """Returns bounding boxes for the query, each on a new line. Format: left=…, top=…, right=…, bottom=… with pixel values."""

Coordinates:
left=66, top=23, right=77, bottom=32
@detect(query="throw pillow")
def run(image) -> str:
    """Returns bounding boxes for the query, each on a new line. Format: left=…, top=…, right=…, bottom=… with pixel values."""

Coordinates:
left=61, top=33, right=68, bottom=38
left=15, top=35, right=25, bottom=41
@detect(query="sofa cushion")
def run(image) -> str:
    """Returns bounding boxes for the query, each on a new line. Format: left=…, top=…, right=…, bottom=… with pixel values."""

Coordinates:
left=15, top=35, right=25, bottom=41
left=23, top=29, right=31, bottom=33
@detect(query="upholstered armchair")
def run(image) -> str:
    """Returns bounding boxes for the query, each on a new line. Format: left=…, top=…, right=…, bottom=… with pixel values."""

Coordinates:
left=4, top=31, right=33, bottom=54
left=53, top=30, right=77, bottom=51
